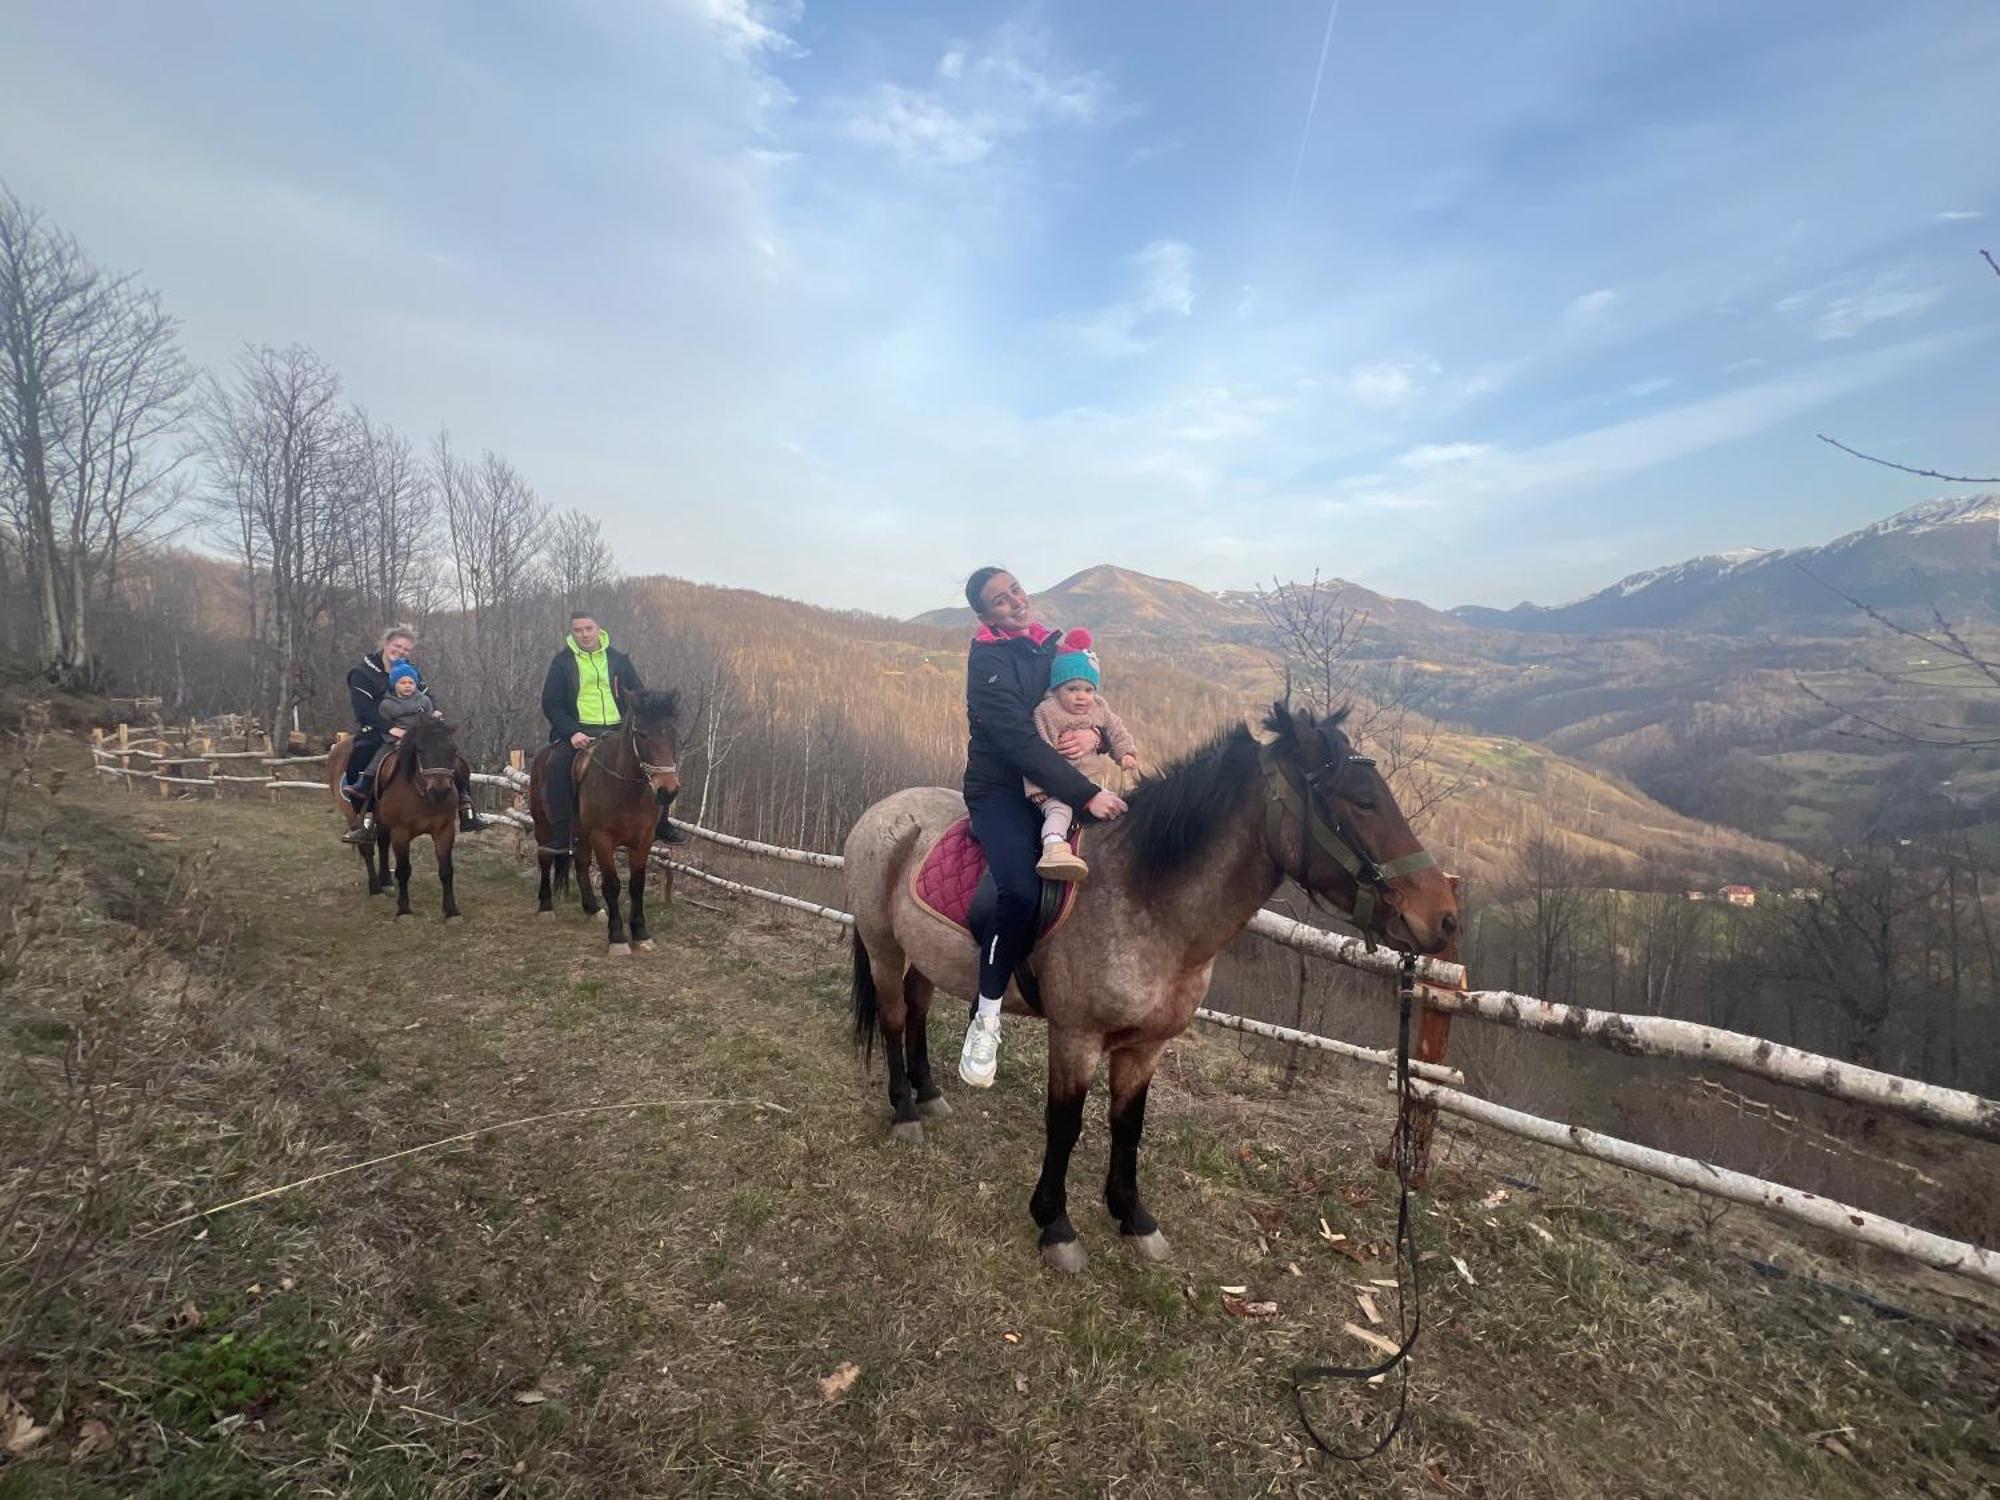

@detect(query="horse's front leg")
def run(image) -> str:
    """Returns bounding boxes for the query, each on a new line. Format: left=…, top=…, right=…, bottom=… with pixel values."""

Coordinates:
left=436, top=825, right=461, bottom=922
left=596, top=833, right=628, bottom=954
left=627, top=845, right=653, bottom=950
left=392, top=832, right=414, bottom=917
left=1105, top=1042, right=1171, bottom=1261
left=1030, top=1027, right=1104, bottom=1274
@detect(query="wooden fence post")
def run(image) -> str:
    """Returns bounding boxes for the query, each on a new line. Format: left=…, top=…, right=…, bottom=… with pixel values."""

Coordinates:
left=507, top=749, right=525, bottom=817
left=117, top=722, right=132, bottom=792
left=1406, top=872, right=1462, bottom=1189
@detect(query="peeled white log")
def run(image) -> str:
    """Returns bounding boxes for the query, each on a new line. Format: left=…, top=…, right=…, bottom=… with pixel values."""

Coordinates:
left=1404, top=1078, right=2000, bottom=1290
left=1193, top=1008, right=1464, bottom=1085
left=667, top=819, right=845, bottom=870
left=1419, top=984, right=2000, bottom=1146
left=1246, top=908, right=1466, bottom=990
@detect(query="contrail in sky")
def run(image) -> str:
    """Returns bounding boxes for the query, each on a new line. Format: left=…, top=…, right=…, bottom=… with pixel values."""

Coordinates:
left=1283, top=0, right=1342, bottom=224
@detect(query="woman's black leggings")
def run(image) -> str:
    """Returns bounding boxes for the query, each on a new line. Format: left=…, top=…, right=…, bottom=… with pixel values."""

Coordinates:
left=966, top=788, right=1045, bottom=1009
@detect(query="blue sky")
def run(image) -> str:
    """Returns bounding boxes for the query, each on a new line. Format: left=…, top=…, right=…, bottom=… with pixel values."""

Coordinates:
left=3, top=1, right=1995, bottom=615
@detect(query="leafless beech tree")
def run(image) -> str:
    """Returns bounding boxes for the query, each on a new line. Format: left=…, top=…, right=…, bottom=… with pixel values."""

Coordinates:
left=1255, top=571, right=1464, bottom=823
left=0, top=186, right=194, bottom=687
left=1806, top=247, right=1999, bottom=748
left=434, top=434, right=549, bottom=757
left=200, top=344, right=356, bottom=738
left=346, top=411, right=434, bottom=625
left=547, top=507, right=617, bottom=607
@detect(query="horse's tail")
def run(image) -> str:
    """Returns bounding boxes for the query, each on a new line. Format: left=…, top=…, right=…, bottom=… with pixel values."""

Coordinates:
left=850, top=930, right=879, bottom=1065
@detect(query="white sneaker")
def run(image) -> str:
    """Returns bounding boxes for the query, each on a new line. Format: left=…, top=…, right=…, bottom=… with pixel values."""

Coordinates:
left=958, top=1014, right=1001, bottom=1088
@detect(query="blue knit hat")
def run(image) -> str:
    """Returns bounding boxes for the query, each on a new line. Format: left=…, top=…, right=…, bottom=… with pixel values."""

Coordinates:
left=388, top=661, right=419, bottom=689
left=1048, top=628, right=1099, bottom=690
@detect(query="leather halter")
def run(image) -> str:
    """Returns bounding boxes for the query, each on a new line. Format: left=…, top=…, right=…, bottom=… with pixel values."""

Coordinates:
left=1259, top=741, right=1436, bottom=947
left=589, top=717, right=678, bottom=786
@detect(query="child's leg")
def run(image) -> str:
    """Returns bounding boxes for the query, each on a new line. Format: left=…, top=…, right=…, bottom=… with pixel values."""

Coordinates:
left=1039, top=800, right=1074, bottom=846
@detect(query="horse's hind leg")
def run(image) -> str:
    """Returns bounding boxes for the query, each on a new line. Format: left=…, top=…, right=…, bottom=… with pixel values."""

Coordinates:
left=357, top=840, right=382, bottom=896
left=1031, top=1028, right=1105, bottom=1274
left=536, top=851, right=555, bottom=916
left=575, top=842, right=601, bottom=916
left=1104, top=1042, right=1171, bottom=1262
left=867, top=946, right=924, bottom=1144
left=904, top=971, right=950, bottom=1119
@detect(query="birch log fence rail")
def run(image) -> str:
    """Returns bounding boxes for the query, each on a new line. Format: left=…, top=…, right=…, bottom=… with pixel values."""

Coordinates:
left=84, top=723, right=2000, bottom=1291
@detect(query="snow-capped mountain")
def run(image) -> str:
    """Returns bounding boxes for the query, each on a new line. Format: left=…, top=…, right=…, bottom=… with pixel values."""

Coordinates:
left=1453, top=494, right=1998, bottom=635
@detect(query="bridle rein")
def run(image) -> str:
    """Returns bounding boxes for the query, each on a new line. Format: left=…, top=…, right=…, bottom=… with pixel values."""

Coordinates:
left=1259, top=741, right=1436, bottom=945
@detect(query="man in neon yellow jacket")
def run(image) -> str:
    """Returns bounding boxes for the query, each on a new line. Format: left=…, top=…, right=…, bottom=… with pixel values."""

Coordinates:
left=537, top=608, right=686, bottom=855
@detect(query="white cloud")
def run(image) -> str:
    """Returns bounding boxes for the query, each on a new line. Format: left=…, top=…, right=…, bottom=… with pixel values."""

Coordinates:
left=1622, top=375, right=1676, bottom=398
left=1067, top=239, right=1196, bottom=356
left=695, top=0, right=802, bottom=59
left=1776, top=267, right=1946, bottom=341
left=839, top=25, right=1109, bottom=169
left=1562, top=287, right=1618, bottom=327
left=1936, top=209, right=1984, bottom=222
left=1395, top=441, right=1492, bottom=468
left=1347, top=357, right=1441, bottom=407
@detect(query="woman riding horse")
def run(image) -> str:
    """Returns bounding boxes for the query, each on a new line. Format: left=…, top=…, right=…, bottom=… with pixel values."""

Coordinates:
left=956, top=567, right=1129, bottom=1087
left=341, top=624, right=487, bottom=842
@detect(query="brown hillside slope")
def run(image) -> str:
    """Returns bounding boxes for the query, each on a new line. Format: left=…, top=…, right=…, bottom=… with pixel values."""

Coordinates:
left=4, top=753, right=1994, bottom=1497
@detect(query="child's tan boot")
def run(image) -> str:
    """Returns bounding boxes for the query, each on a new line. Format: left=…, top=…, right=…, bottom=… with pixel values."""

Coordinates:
left=1036, top=840, right=1089, bottom=882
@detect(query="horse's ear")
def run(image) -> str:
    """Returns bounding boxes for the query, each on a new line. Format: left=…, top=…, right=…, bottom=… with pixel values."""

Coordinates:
left=1263, top=700, right=1299, bottom=745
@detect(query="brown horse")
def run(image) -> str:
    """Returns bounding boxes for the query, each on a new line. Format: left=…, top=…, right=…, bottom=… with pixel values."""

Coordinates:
left=528, top=690, right=681, bottom=953
left=328, top=718, right=467, bottom=920
left=845, top=703, right=1458, bottom=1272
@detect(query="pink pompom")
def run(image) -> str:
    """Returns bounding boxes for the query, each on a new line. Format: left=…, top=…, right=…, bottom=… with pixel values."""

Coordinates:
left=1063, top=627, right=1093, bottom=650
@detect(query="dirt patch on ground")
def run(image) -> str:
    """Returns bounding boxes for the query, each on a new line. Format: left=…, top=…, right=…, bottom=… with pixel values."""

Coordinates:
left=2, top=745, right=1996, bottom=1497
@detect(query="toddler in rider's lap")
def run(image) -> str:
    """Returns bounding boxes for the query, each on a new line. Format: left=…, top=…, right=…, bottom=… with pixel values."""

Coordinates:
left=1024, top=629, right=1140, bottom=883
left=352, top=664, right=441, bottom=834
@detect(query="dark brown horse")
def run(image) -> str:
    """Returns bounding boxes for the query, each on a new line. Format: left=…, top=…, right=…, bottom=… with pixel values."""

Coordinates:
left=846, top=703, right=1458, bottom=1272
left=529, top=690, right=681, bottom=953
left=324, top=719, right=467, bottom=920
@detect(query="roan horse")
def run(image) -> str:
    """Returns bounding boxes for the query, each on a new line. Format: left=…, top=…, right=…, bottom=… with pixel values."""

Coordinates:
left=846, top=703, right=1458, bottom=1272
left=528, top=690, right=682, bottom=954
left=326, top=718, right=468, bottom=920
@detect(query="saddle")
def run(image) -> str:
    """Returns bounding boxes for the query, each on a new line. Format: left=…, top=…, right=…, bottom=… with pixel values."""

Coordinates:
left=911, top=817, right=1082, bottom=1012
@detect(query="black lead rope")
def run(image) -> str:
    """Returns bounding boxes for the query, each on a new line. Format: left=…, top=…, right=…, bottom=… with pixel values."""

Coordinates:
left=1291, top=950, right=1423, bottom=1461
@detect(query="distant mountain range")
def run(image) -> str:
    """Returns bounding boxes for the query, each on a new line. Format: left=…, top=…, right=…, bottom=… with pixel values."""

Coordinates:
left=908, top=496, right=2000, bottom=853
left=1453, top=493, right=1998, bottom=635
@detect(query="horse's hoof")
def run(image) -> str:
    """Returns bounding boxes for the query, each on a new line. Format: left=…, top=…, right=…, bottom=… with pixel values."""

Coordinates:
left=1123, top=1229, right=1173, bottom=1263
left=888, top=1120, right=925, bottom=1146
left=607, top=942, right=632, bottom=956
left=444, top=914, right=462, bottom=925
left=636, top=938, right=656, bottom=952
left=536, top=909, right=555, bottom=920
left=917, top=1094, right=953, bottom=1119
left=1040, top=1238, right=1088, bottom=1275
left=395, top=911, right=412, bottom=920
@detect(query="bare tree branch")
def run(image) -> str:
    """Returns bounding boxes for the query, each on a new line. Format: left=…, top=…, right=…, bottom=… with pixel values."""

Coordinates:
left=1813, top=434, right=1998, bottom=485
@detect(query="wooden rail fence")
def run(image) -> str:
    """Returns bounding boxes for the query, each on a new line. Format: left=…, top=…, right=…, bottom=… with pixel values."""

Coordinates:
left=87, top=729, right=2000, bottom=1290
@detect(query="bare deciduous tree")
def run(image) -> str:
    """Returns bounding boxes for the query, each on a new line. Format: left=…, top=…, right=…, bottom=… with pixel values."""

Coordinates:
left=201, top=344, right=356, bottom=738
left=0, top=186, right=193, bottom=687
left=1255, top=571, right=1465, bottom=823
left=547, top=507, right=617, bottom=608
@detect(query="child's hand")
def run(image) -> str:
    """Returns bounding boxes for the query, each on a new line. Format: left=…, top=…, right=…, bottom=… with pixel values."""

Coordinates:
left=1120, top=754, right=1139, bottom=771
left=431, top=710, right=443, bottom=719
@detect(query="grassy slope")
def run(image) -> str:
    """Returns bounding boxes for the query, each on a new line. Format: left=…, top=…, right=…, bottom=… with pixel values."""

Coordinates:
left=1, top=755, right=1994, bottom=1498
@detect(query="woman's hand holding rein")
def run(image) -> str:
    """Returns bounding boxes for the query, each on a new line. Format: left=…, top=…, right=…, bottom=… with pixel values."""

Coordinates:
left=1085, top=788, right=1128, bottom=821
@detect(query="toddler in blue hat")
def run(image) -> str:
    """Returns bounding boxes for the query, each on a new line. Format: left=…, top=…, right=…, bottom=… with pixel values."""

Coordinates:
left=1024, top=628, right=1141, bottom=882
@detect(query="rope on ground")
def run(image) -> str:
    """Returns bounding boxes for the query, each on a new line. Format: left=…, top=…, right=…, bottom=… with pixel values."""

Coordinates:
left=143, top=1097, right=794, bottom=1239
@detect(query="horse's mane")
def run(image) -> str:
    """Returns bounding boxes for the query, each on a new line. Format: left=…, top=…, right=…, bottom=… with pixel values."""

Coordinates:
left=1115, top=704, right=1351, bottom=892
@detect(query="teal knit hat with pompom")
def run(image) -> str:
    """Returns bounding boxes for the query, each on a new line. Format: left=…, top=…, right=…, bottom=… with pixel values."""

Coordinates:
left=1047, top=628, right=1099, bottom=690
